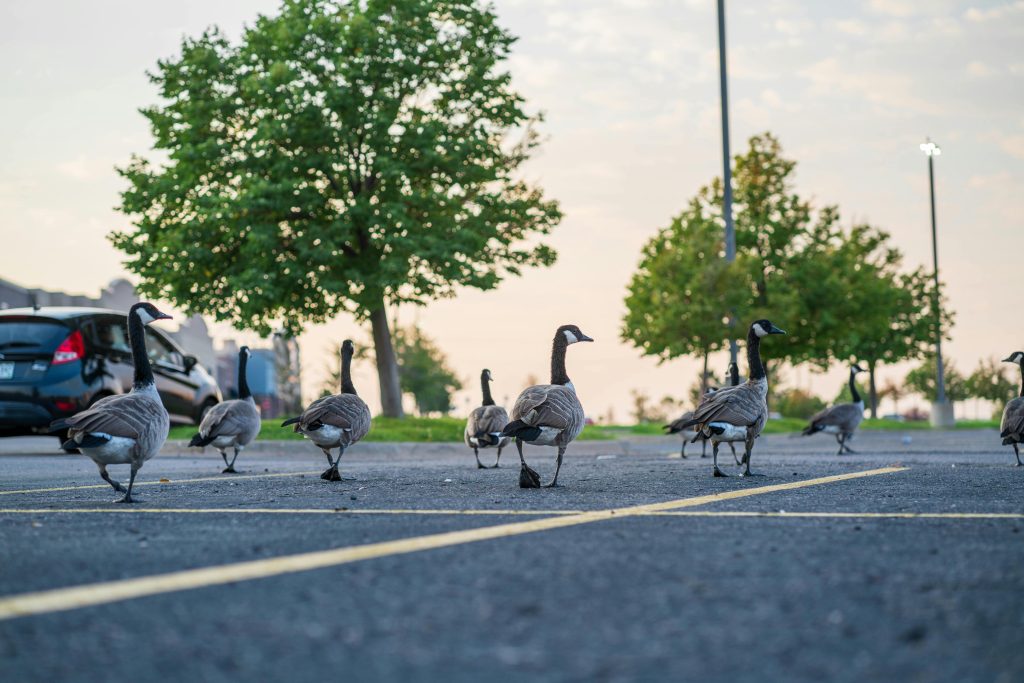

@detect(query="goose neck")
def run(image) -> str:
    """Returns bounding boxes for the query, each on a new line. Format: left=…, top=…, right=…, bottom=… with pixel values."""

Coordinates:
left=746, top=328, right=766, bottom=382
left=480, top=373, right=495, bottom=406
left=237, top=352, right=251, bottom=399
left=128, top=307, right=155, bottom=391
left=341, top=348, right=357, bottom=395
left=550, top=334, right=571, bottom=386
left=1018, top=361, right=1024, bottom=398
left=849, top=369, right=862, bottom=405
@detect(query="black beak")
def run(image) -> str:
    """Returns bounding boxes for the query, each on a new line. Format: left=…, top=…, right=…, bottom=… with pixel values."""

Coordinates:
left=156, top=313, right=172, bottom=321
left=1002, top=357, right=1015, bottom=363
left=579, top=334, right=594, bottom=342
left=768, top=325, right=786, bottom=335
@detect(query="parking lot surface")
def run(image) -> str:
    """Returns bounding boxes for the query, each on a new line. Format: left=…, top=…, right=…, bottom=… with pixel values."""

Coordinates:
left=1, top=430, right=1022, bottom=682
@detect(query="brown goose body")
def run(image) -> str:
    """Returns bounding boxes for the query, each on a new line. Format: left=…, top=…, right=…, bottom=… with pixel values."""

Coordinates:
left=190, top=346, right=261, bottom=472
left=802, top=364, right=866, bottom=455
left=1000, top=352, right=1024, bottom=466
left=501, top=324, right=593, bottom=488
left=673, top=320, right=785, bottom=477
left=282, top=340, right=371, bottom=481
left=465, top=369, right=510, bottom=469
left=665, top=362, right=740, bottom=461
left=51, top=302, right=172, bottom=503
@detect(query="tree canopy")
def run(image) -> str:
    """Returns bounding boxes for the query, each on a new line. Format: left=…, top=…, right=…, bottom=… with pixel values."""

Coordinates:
left=112, top=0, right=561, bottom=416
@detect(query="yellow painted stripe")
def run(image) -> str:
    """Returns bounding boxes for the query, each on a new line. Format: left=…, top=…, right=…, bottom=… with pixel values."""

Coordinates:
left=0, top=506, right=1017, bottom=521
left=650, top=511, right=1024, bottom=519
left=0, top=471, right=320, bottom=496
left=0, top=466, right=904, bottom=621
left=0, top=507, right=581, bottom=517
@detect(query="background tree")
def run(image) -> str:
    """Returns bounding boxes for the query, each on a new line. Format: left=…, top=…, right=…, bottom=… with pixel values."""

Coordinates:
left=775, top=387, right=827, bottom=419
left=878, top=379, right=906, bottom=416
left=965, top=358, right=1016, bottom=419
left=326, top=325, right=462, bottom=415
left=622, top=199, right=751, bottom=390
left=112, top=0, right=561, bottom=417
left=905, top=359, right=968, bottom=404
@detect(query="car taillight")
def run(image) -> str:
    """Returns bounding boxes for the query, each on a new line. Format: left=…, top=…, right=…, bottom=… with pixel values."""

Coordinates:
left=52, top=330, right=84, bottom=365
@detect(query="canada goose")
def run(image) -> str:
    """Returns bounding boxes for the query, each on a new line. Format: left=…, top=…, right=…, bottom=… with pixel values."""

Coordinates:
left=49, top=302, right=172, bottom=503
left=999, top=351, right=1024, bottom=466
left=674, top=320, right=785, bottom=477
left=465, top=369, right=510, bottom=469
left=501, top=324, right=593, bottom=488
left=281, top=340, right=371, bottom=481
left=801, top=364, right=866, bottom=455
left=188, top=346, right=261, bottom=473
left=664, top=362, right=740, bottom=462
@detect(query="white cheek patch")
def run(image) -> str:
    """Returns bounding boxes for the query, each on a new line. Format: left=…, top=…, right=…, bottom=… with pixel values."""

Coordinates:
left=752, top=323, right=767, bottom=338
left=563, top=330, right=578, bottom=344
left=136, top=308, right=155, bottom=325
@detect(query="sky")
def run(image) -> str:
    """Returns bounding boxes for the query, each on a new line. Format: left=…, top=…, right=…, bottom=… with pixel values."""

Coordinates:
left=1, top=0, right=1022, bottom=421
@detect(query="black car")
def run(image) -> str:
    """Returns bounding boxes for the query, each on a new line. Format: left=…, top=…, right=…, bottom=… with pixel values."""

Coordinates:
left=0, top=307, right=221, bottom=446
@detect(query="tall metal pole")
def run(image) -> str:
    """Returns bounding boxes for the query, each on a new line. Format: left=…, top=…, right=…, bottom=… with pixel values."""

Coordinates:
left=927, top=149, right=946, bottom=404
left=717, top=0, right=738, bottom=368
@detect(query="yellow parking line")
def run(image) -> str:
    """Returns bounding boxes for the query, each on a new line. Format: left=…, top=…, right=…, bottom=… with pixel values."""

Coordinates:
left=649, top=511, right=1024, bottom=519
left=0, top=466, right=904, bottom=621
left=0, top=506, right=1016, bottom=520
left=0, top=507, right=581, bottom=516
left=0, top=471, right=320, bottom=496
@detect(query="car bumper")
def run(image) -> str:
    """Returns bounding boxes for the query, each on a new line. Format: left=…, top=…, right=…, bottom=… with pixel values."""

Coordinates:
left=0, top=400, right=56, bottom=427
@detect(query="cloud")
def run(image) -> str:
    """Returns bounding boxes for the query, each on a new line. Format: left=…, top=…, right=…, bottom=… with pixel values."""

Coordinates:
left=868, top=0, right=915, bottom=18
left=999, top=135, right=1024, bottom=159
left=964, top=1, right=1024, bottom=22
left=798, top=58, right=930, bottom=114
left=834, top=19, right=868, bottom=36
left=55, top=156, right=117, bottom=182
left=966, top=60, right=994, bottom=78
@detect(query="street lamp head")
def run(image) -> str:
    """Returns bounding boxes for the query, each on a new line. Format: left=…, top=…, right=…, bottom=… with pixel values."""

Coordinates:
left=920, top=139, right=941, bottom=157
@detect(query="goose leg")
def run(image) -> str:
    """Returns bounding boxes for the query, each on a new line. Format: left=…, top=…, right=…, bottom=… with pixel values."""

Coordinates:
left=474, top=446, right=485, bottom=469
left=219, top=449, right=230, bottom=469
left=516, top=438, right=540, bottom=488
left=712, top=441, right=727, bottom=477
left=730, top=442, right=741, bottom=466
left=493, top=444, right=503, bottom=468
left=223, top=446, right=240, bottom=474
left=738, top=436, right=757, bottom=477
left=116, top=465, right=139, bottom=504
left=320, top=447, right=345, bottom=481
left=680, top=439, right=687, bottom=459
left=835, top=434, right=845, bottom=456
left=98, top=465, right=126, bottom=493
left=545, top=447, right=565, bottom=488
left=1013, top=444, right=1021, bottom=467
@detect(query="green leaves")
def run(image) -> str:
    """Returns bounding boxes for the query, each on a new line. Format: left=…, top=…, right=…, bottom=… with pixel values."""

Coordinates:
left=112, top=0, right=560, bottom=335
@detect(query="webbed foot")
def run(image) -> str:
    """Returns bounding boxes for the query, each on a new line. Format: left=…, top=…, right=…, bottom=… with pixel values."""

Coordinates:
left=713, top=467, right=728, bottom=477
left=115, top=494, right=136, bottom=504
left=519, top=464, right=541, bottom=488
left=321, top=467, right=343, bottom=481
left=222, top=466, right=238, bottom=474
left=543, top=481, right=561, bottom=488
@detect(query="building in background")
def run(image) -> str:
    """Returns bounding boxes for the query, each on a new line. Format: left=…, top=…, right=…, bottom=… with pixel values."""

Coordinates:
left=0, top=276, right=300, bottom=417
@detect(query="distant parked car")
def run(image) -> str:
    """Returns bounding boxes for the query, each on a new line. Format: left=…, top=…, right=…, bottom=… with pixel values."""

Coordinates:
left=0, top=307, right=221, bottom=449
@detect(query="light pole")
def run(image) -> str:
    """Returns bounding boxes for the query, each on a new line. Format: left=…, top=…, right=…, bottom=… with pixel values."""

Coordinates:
left=717, top=0, right=738, bottom=369
left=920, top=138, right=954, bottom=427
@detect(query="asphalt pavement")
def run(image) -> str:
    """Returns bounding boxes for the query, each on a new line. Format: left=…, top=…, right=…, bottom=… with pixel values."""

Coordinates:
left=0, top=429, right=1022, bottom=683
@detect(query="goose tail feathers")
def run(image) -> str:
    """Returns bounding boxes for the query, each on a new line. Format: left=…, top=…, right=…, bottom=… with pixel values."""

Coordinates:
left=501, top=420, right=542, bottom=442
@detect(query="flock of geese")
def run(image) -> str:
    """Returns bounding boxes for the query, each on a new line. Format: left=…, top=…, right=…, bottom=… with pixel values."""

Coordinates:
left=51, top=303, right=1024, bottom=503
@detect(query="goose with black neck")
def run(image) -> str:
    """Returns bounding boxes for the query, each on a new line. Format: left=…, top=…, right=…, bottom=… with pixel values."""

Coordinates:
left=665, top=361, right=741, bottom=462
left=801, top=364, right=866, bottom=455
left=501, top=324, right=593, bottom=488
left=464, top=369, right=510, bottom=469
left=50, top=302, right=172, bottom=503
left=675, top=319, right=785, bottom=477
left=188, top=346, right=261, bottom=472
left=999, top=351, right=1024, bottom=466
left=282, top=340, right=371, bottom=481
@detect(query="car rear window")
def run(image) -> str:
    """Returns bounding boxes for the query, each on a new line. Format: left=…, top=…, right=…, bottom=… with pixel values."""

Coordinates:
left=0, top=318, right=72, bottom=353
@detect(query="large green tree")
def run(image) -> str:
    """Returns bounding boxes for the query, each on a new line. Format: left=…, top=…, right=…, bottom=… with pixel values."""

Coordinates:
left=906, top=359, right=968, bottom=403
left=392, top=325, right=462, bottom=415
left=112, top=0, right=561, bottom=417
left=621, top=199, right=751, bottom=390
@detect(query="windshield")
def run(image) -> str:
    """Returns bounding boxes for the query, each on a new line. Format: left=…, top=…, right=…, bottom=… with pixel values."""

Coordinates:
left=0, top=318, right=72, bottom=353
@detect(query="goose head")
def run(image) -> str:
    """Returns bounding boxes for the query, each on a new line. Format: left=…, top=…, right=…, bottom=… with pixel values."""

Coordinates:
left=851, top=363, right=865, bottom=375
left=341, top=339, right=355, bottom=356
left=750, top=319, right=785, bottom=338
left=131, top=302, right=172, bottom=325
left=557, top=324, right=594, bottom=345
left=239, top=345, right=251, bottom=360
left=1003, top=351, right=1024, bottom=364
left=481, top=368, right=494, bottom=382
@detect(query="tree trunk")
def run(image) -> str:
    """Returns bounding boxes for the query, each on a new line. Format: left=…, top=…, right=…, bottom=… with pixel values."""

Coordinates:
left=700, top=351, right=709, bottom=395
left=868, top=360, right=878, bottom=419
left=370, top=304, right=404, bottom=418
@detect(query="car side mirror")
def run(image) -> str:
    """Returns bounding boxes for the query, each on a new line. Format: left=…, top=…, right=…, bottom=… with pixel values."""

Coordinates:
left=183, top=355, right=198, bottom=373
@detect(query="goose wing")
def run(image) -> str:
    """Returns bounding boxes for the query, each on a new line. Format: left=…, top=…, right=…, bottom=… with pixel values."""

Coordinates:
left=689, top=385, right=764, bottom=428
left=511, top=385, right=577, bottom=430
left=1001, top=397, right=1024, bottom=439
left=61, top=393, right=164, bottom=441
left=199, top=399, right=259, bottom=438
left=300, top=394, right=371, bottom=441
left=665, top=410, right=695, bottom=433
left=809, top=403, right=863, bottom=430
left=471, top=405, right=509, bottom=434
